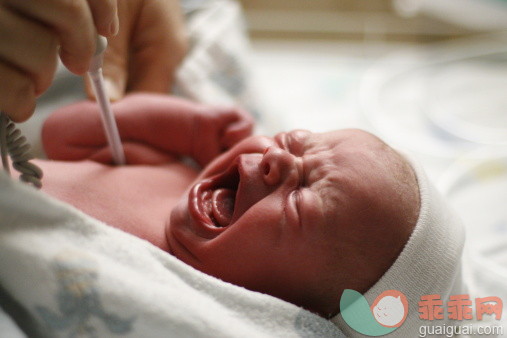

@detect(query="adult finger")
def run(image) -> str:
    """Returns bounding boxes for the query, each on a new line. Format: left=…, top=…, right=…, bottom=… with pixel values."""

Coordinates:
left=87, top=0, right=119, bottom=37
left=0, top=7, right=59, bottom=96
left=4, top=0, right=97, bottom=74
left=85, top=0, right=134, bottom=101
left=0, top=62, right=36, bottom=122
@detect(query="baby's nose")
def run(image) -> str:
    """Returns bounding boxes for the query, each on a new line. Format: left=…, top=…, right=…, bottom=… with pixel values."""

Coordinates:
left=260, top=146, right=297, bottom=186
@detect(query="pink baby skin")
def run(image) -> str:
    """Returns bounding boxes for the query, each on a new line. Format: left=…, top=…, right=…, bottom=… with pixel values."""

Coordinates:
left=39, top=94, right=420, bottom=317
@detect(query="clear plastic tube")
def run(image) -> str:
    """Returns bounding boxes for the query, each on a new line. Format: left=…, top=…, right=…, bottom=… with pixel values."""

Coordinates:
left=88, top=69, right=125, bottom=165
left=87, top=36, right=125, bottom=165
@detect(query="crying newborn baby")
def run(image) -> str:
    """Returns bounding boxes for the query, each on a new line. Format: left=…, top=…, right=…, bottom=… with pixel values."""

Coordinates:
left=37, top=94, right=420, bottom=318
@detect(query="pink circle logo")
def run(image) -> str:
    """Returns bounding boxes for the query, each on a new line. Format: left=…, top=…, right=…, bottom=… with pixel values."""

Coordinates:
left=370, top=290, right=409, bottom=328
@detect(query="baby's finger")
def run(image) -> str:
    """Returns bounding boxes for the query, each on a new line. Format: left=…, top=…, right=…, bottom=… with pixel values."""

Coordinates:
left=214, top=107, right=254, bottom=149
left=221, top=118, right=254, bottom=150
left=221, top=120, right=254, bottom=149
left=5, top=0, right=96, bottom=74
left=0, top=62, right=36, bottom=122
left=120, top=143, right=177, bottom=165
left=0, top=7, right=58, bottom=96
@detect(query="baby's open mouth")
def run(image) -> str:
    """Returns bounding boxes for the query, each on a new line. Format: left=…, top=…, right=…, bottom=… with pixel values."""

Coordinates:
left=200, top=163, right=240, bottom=228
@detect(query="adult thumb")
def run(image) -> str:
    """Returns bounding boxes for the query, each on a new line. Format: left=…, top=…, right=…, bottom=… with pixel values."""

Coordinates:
left=127, top=0, right=187, bottom=94
left=85, top=0, right=187, bottom=100
left=84, top=1, right=131, bottom=102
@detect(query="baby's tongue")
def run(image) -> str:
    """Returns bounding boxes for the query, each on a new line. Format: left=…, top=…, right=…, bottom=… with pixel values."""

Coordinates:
left=212, top=189, right=235, bottom=227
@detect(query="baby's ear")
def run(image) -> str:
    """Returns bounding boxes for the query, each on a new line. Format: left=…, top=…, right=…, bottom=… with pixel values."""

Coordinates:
left=218, top=107, right=254, bottom=150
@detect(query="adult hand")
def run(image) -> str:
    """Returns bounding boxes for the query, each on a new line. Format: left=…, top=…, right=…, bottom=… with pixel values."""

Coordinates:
left=85, top=0, right=188, bottom=102
left=0, top=0, right=119, bottom=122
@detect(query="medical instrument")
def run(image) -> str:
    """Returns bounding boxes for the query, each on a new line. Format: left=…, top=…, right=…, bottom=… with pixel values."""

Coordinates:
left=88, top=35, right=125, bottom=165
left=0, top=112, right=43, bottom=188
left=0, top=35, right=126, bottom=188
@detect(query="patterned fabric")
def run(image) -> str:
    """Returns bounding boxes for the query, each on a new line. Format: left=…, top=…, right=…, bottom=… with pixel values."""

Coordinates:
left=35, top=252, right=134, bottom=337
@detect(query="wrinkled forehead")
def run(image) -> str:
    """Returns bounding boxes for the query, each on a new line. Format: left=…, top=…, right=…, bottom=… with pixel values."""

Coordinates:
left=280, top=129, right=389, bottom=166
left=295, top=128, right=397, bottom=211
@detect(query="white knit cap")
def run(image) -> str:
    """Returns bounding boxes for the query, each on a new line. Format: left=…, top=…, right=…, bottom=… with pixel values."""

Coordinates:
left=331, top=156, right=467, bottom=337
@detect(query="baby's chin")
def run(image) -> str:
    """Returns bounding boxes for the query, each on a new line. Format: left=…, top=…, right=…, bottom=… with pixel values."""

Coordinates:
left=165, top=195, right=190, bottom=256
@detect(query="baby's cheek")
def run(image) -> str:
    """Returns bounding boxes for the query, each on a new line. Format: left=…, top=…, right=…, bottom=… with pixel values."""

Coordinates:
left=166, top=199, right=190, bottom=255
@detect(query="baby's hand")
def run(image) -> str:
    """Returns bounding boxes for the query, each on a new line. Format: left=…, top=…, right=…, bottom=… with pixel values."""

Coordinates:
left=43, top=94, right=254, bottom=166
left=192, top=106, right=254, bottom=166
left=115, top=95, right=254, bottom=165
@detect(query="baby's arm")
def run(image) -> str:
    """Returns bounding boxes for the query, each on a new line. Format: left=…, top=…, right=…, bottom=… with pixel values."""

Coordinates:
left=42, top=93, right=253, bottom=166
